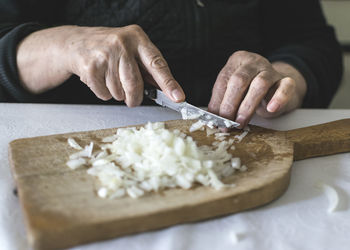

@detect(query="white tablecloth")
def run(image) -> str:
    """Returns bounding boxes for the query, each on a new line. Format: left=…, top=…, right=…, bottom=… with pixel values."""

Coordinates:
left=0, top=104, right=349, bottom=250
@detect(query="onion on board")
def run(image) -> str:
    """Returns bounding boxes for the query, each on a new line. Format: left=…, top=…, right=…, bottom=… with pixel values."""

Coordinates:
left=67, top=138, right=82, bottom=150
left=66, top=121, right=247, bottom=199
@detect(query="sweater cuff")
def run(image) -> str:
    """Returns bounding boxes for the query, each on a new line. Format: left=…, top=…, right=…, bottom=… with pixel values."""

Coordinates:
left=0, top=23, right=44, bottom=102
left=268, top=54, right=320, bottom=108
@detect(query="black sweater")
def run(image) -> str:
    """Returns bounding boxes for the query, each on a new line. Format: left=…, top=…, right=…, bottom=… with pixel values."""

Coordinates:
left=0, top=0, right=343, bottom=107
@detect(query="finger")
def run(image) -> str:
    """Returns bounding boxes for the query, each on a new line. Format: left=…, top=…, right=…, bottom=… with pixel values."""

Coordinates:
left=82, top=62, right=112, bottom=101
left=208, top=64, right=235, bottom=114
left=138, top=44, right=185, bottom=102
left=267, top=77, right=296, bottom=113
left=105, top=60, right=125, bottom=101
left=139, top=65, right=158, bottom=86
left=119, top=54, right=143, bottom=107
left=235, top=70, right=281, bottom=128
left=218, top=65, right=259, bottom=120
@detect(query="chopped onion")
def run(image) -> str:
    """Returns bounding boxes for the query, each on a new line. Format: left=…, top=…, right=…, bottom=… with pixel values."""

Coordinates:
left=102, top=135, right=117, bottom=143
left=234, top=131, right=248, bottom=143
left=231, top=158, right=241, bottom=169
left=66, top=122, right=244, bottom=199
left=189, top=120, right=205, bottom=132
left=206, top=127, right=220, bottom=136
left=85, top=142, right=94, bottom=158
left=240, top=165, right=247, bottom=172
left=66, top=158, right=86, bottom=170
left=97, top=187, right=108, bottom=198
left=67, top=138, right=82, bottom=150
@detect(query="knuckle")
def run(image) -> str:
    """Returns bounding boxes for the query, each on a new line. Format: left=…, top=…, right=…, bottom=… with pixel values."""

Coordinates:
left=150, top=55, right=168, bottom=69
left=281, top=77, right=296, bottom=95
left=230, top=72, right=251, bottom=85
left=218, top=67, right=234, bottom=82
left=220, top=102, right=235, bottom=114
left=251, top=84, right=267, bottom=97
left=128, top=24, right=143, bottom=33
left=254, top=75, right=271, bottom=90
left=81, top=61, right=96, bottom=76
left=107, top=33, right=123, bottom=46
left=284, top=77, right=296, bottom=87
left=232, top=50, right=249, bottom=59
left=255, top=55, right=269, bottom=66
left=95, top=51, right=109, bottom=64
left=213, top=82, right=227, bottom=93
left=126, top=24, right=146, bottom=41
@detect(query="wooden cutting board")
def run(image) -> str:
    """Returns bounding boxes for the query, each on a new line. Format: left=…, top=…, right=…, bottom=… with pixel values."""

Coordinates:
left=9, top=119, right=350, bottom=250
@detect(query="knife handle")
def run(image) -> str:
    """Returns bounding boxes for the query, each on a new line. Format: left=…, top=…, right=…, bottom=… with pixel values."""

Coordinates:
left=144, top=88, right=157, bottom=100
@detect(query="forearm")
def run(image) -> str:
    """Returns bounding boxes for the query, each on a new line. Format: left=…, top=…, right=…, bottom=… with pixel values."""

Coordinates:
left=16, top=25, right=78, bottom=94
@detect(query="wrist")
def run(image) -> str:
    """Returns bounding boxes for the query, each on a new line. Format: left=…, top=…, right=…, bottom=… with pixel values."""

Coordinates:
left=16, top=26, right=80, bottom=93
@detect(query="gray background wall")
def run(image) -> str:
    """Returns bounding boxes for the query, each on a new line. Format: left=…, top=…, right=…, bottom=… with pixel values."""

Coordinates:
left=321, top=0, right=350, bottom=108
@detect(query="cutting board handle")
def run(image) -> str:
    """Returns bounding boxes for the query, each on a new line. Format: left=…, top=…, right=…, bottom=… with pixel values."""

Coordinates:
left=285, top=119, right=350, bottom=161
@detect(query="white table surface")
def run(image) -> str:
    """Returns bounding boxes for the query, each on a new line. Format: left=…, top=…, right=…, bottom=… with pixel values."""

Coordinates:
left=1, top=104, right=350, bottom=250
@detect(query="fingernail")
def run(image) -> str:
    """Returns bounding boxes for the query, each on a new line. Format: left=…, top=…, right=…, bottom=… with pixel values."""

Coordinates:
left=236, top=115, right=245, bottom=128
left=267, top=100, right=280, bottom=113
left=172, top=89, right=184, bottom=102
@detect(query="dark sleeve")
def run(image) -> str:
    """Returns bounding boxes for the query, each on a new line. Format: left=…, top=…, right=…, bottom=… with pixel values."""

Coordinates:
left=261, top=0, right=343, bottom=108
left=0, top=0, right=63, bottom=102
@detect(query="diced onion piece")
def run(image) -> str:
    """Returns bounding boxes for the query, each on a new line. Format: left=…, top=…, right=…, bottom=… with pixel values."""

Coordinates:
left=231, top=158, right=241, bottom=169
left=97, top=187, right=108, bottom=198
left=67, top=138, right=83, bottom=150
left=206, top=127, right=219, bottom=136
left=215, top=132, right=230, bottom=137
left=206, top=121, right=215, bottom=129
left=189, top=120, right=205, bottom=132
left=127, top=186, right=144, bottom=198
left=240, top=165, right=247, bottom=172
left=85, top=142, right=94, bottom=158
left=69, top=142, right=94, bottom=159
left=66, top=158, right=86, bottom=170
left=109, top=189, right=126, bottom=199
left=102, top=135, right=117, bottom=143
left=234, top=131, right=248, bottom=143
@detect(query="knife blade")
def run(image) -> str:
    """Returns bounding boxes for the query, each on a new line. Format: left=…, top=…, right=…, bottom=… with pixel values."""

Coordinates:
left=144, top=89, right=240, bottom=128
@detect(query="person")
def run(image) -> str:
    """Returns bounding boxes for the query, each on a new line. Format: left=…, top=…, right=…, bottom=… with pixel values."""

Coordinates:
left=0, top=0, right=342, bottom=128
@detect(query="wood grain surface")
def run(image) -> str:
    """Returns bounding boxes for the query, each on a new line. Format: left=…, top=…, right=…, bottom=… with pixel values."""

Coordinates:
left=8, top=119, right=350, bottom=250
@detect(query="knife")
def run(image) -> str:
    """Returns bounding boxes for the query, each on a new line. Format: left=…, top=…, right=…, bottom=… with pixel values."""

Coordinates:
left=144, top=89, right=240, bottom=128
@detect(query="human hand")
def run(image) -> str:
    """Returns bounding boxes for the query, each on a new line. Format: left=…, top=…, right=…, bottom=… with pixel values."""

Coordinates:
left=65, top=25, right=185, bottom=106
left=208, top=51, right=307, bottom=128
